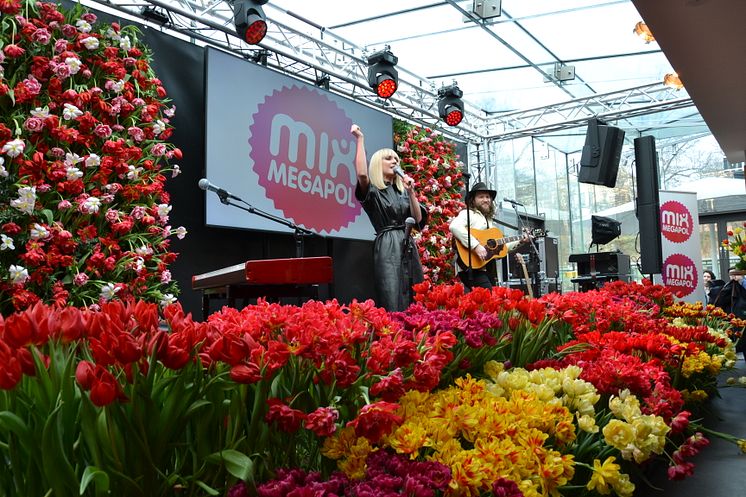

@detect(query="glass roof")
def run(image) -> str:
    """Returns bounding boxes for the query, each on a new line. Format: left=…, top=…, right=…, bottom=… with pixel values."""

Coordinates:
left=90, top=0, right=715, bottom=156
left=265, top=0, right=707, bottom=152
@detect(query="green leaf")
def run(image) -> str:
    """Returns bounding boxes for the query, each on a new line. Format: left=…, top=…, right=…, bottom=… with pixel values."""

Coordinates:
left=40, top=208, right=54, bottom=225
left=183, top=399, right=213, bottom=418
left=206, top=449, right=254, bottom=482
left=0, top=411, right=31, bottom=445
left=195, top=480, right=221, bottom=496
left=79, top=466, right=110, bottom=495
left=41, top=407, right=79, bottom=495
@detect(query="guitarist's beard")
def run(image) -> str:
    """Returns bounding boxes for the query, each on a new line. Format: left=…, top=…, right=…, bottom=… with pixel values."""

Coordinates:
left=470, top=201, right=495, bottom=219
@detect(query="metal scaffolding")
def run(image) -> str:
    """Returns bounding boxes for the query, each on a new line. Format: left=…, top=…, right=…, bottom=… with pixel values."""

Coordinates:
left=84, top=0, right=695, bottom=147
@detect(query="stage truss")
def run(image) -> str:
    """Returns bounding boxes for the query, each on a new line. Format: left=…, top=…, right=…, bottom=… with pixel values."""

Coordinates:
left=83, top=0, right=698, bottom=153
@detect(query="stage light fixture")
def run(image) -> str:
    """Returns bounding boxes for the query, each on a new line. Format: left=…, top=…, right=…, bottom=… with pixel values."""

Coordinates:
left=366, top=49, right=399, bottom=99
left=232, top=0, right=270, bottom=45
left=141, top=6, right=170, bottom=25
left=316, top=74, right=330, bottom=90
left=663, top=72, right=684, bottom=90
left=438, top=84, right=464, bottom=126
left=633, top=21, right=655, bottom=43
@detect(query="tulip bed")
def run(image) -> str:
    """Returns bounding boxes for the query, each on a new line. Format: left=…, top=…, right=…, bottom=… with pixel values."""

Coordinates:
left=1, top=280, right=744, bottom=497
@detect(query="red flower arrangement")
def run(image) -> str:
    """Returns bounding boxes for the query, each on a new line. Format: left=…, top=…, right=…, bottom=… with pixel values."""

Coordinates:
left=395, top=123, right=465, bottom=284
left=0, top=0, right=184, bottom=315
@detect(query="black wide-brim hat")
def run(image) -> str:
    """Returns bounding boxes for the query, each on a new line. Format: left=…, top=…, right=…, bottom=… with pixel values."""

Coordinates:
left=466, top=181, right=497, bottom=201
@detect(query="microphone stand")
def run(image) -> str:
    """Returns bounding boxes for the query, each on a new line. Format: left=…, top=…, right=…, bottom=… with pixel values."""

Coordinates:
left=214, top=191, right=315, bottom=259
left=462, top=172, right=474, bottom=286
left=508, top=202, right=544, bottom=296
left=401, top=227, right=414, bottom=308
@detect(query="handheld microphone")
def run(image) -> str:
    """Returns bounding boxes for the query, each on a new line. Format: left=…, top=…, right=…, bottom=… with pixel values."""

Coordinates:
left=404, top=217, right=416, bottom=239
left=198, top=178, right=242, bottom=201
left=392, top=165, right=407, bottom=180
left=503, top=197, right=524, bottom=207
left=403, top=216, right=416, bottom=252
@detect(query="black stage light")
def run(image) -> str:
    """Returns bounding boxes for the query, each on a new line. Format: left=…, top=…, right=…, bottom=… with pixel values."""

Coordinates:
left=438, top=84, right=464, bottom=126
left=141, top=6, right=169, bottom=25
left=366, top=49, right=398, bottom=99
left=591, top=215, right=621, bottom=246
left=233, top=0, right=270, bottom=45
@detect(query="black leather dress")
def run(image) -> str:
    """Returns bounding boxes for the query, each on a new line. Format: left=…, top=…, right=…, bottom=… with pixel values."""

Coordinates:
left=356, top=182, right=428, bottom=312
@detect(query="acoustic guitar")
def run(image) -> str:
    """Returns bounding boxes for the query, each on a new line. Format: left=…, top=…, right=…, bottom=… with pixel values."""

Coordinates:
left=455, top=227, right=540, bottom=270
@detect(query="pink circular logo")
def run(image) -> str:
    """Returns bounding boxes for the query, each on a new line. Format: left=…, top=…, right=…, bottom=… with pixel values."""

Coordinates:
left=662, top=253, right=698, bottom=297
left=249, top=86, right=360, bottom=233
left=660, top=200, right=693, bottom=243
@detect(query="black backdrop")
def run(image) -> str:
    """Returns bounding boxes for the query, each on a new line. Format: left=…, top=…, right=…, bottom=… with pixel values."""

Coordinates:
left=69, top=4, right=378, bottom=319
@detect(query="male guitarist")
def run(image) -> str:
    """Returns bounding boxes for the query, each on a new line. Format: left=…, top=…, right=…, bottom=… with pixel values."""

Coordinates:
left=449, top=182, right=529, bottom=290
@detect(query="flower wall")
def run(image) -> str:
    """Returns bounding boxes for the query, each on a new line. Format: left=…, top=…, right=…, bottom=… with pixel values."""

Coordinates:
left=395, top=122, right=465, bottom=284
left=0, top=0, right=184, bottom=315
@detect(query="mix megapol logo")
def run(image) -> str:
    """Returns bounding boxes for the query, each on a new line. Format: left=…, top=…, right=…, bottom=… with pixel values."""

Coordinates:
left=660, top=200, right=693, bottom=244
left=249, top=86, right=360, bottom=233
left=662, top=253, right=698, bottom=297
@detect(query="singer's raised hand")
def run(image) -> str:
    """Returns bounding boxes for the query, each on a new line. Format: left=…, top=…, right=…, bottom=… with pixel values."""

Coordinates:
left=350, top=124, right=363, bottom=138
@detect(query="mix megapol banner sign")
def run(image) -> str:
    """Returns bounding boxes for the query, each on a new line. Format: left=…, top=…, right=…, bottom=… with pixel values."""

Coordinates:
left=658, top=190, right=704, bottom=303
left=204, top=47, right=393, bottom=240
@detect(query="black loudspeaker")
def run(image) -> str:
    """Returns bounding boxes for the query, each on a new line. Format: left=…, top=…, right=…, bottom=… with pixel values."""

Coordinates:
left=578, top=118, right=626, bottom=188
left=634, top=135, right=663, bottom=275
left=591, top=215, right=621, bottom=246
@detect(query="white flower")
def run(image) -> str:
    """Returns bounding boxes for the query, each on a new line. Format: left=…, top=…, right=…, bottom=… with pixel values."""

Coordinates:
left=62, top=103, right=83, bottom=120
left=0, top=234, right=14, bottom=251
left=105, top=27, right=121, bottom=41
left=100, top=283, right=120, bottom=301
left=126, top=165, right=143, bottom=180
left=30, top=106, right=50, bottom=118
left=66, top=166, right=84, bottom=181
left=171, top=165, right=181, bottom=178
left=109, top=79, right=125, bottom=93
left=64, top=152, right=82, bottom=166
left=160, top=293, right=177, bottom=307
left=85, top=153, right=101, bottom=168
left=0, top=157, right=8, bottom=178
left=173, top=226, right=188, bottom=239
left=135, top=245, right=153, bottom=257
left=2, top=138, right=25, bottom=158
left=157, top=204, right=172, bottom=220
left=134, top=257, right=145, bottom=273
left=76, top=19, right=92, bottom=33
left=119, top=35, right=132, bottom=51
left=82, top=196, right=102, bottom=214
left=81, top=36, right=99, bottom=50
left=10, top=186, right=36, bottom=214
left=9, top=265, right=29, bottom=285
left=65, top=57, right=82, bottom=74
left=152, top=120, right=166, bottom=135
left=29, top=223, right=50, bottom=241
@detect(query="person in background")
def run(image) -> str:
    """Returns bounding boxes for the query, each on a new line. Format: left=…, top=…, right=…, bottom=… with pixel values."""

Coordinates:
left=449, top=182, right=529, bottom=290
left=351, top=124, right=428, bottom=312
left=704, top=269, right=725, bottom=305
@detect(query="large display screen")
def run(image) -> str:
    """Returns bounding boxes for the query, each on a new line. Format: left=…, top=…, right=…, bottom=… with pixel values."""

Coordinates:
left=204, top=47, right=393, bottom=240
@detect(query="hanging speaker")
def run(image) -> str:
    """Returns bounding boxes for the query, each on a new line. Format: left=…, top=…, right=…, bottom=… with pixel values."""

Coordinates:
left=578, top=118, right=626, bottom=188
left=634, top=135, right=662, bottom=275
